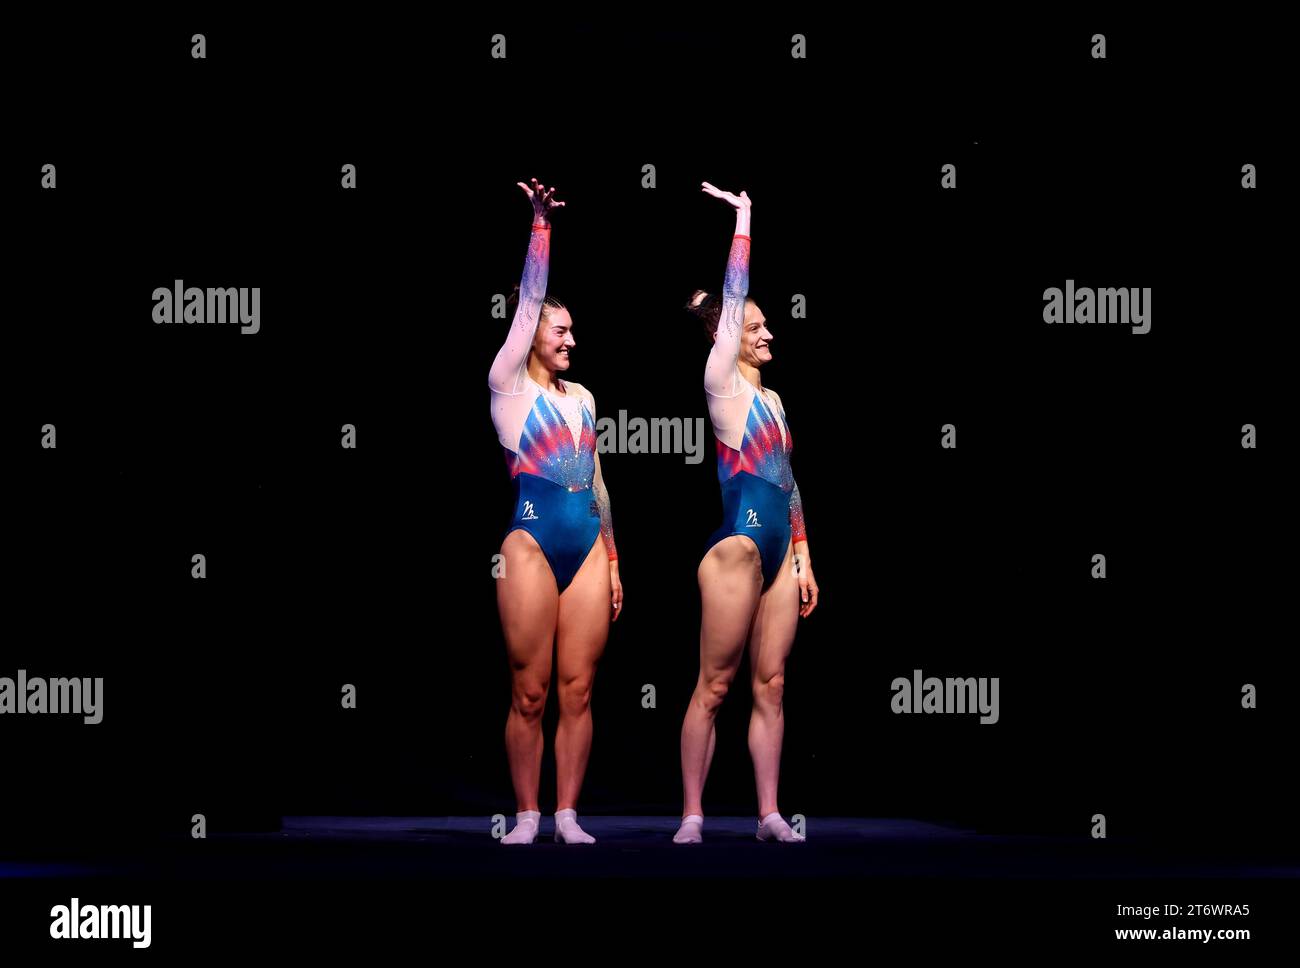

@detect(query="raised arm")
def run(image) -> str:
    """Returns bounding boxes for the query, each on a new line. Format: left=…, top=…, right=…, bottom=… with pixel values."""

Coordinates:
left=702, top=182, right=752, bottom=398
left=489, top=178, right=565, bottom=394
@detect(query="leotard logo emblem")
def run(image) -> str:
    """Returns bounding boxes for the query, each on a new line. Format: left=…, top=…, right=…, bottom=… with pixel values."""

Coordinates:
left=745, top=508, right=762, bottom=527
left=521, top=501, right=539, bottom=521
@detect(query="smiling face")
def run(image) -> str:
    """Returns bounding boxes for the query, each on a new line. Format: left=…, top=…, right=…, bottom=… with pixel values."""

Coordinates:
left=714, top=299, right=772, bottom=367
left=533, top=306, right=575, bottom=372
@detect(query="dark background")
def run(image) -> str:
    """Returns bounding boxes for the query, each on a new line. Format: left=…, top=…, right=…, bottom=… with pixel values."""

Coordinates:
left=5, top=11, right=1293, bottom=860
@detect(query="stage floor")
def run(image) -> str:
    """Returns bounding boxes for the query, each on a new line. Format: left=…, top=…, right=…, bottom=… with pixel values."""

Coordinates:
left=7, top=816, right=1294, bottom=880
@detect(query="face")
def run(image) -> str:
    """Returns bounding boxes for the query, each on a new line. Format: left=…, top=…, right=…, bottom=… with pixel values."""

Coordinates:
left=533, top=307, right=575, bottom=371
left=714, top=300, right=773, bottom=366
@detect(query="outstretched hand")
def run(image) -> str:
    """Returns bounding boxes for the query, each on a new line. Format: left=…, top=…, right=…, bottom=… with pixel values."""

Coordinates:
left=518, top=177, right=565, bottom=223
left=701, top=181, right=751, bottom=209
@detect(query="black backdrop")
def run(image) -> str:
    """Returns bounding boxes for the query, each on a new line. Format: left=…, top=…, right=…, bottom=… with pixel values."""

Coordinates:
left=7, top=12, right=1292, bottom=858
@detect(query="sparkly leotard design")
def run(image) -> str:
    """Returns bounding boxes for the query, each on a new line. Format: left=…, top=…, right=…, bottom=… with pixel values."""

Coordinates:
left=489, top=223, right=617, bottom=592
left=703, top=233, right=806, bottom=588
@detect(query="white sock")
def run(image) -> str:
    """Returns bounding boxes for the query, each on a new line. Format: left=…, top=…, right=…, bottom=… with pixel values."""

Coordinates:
left=501, top=810, right=541, bottom=845
left=673, top=814, right=704, bottom=844
left=553, top=808, right=596, bottom=844
left=756, top=812, right=804, bottom=843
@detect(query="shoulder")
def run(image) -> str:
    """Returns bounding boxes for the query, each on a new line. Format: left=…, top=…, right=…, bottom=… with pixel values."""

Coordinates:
left=564, top=380, right=595, bottom=406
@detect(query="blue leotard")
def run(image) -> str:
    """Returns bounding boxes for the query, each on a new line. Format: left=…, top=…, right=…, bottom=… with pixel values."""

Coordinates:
left=489, top=223, right=617, bottom=593
left=702, top=232, right=806, bottom=589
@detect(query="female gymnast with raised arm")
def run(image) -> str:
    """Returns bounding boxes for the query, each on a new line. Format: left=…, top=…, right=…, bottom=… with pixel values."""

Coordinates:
left=674, top=183, right=819, bottom=844
left=488, top=178, right=623, bottom=845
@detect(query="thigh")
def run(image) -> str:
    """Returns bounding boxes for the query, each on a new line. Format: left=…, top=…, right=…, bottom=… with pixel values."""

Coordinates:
left=747, top=539, right=800, bottom=680
left=498, top=529, right=559, bottom=678
left=698, top=534, right=764, bottom=680
left=556, top=536, right=611, bottom=679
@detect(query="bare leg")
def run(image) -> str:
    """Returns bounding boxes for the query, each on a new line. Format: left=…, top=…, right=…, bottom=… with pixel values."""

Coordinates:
left=497, top=529, right=558, bottom=814
left=747, top=540, right=800, bottom=820
left=554, top=536, right=611, bottom=814
left=680, top=536, right=764, bottom=822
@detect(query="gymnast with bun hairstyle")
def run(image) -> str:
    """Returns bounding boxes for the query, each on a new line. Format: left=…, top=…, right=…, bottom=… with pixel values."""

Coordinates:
left=673, top=182, right=819, bottom=845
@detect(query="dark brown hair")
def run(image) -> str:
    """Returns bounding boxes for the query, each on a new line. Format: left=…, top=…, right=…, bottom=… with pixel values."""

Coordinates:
left=685, top=289, right=752, bottom=341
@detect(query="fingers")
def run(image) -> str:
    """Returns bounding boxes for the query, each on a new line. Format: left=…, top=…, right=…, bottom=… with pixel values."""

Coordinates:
left=795, top=575, right=808, bottom=617
left=801, top=583, right=819, bottom=618
left=521, top=178, right=570, bottom=215
left=531, top=180, right=562, bottom=209
left=701, top=182, right=749, bottom=207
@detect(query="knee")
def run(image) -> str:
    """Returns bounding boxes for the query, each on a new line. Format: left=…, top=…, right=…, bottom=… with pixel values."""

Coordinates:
left=558, top=676, right=593, bottom=717
left=512, top=684, right=548, bottom=722
left=754, top=671, right=785, bottom=709
left=695, top=675, right=732, bottom=716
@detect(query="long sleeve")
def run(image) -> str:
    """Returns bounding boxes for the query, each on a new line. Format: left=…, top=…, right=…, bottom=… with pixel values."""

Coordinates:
left=595, top=470, right=618, bottom=561
left=703, top=233, right=750, bottom=398
left=788, top=480, right=807, bottom=543
left=489, top=223, right=551, bottom=394
left=586, top=391, right=618, bottom=561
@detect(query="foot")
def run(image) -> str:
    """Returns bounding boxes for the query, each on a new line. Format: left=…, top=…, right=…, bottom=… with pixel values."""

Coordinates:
left=673, top=814, right=704, bottom=844
left=501, top=810, right=541, bottom=844
left=756, top=812, right=804, bottom=842
left=554, top=808, right=596, bottom=844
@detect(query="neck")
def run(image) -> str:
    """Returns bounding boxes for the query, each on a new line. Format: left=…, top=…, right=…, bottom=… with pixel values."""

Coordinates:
left=526, top=353, right=562, bottom=393
left=738, top=359, right=762, bottom=390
